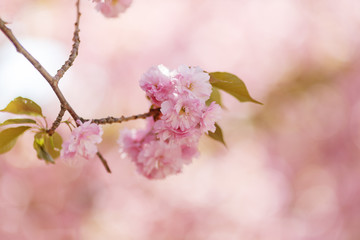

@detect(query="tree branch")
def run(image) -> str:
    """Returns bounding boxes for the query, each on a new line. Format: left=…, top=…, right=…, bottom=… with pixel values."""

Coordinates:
left=53, top=0, right=81, bottom=84
left=96, top=152, right=111, bottom=173
left=0, top=18, right=54, bottom=85
left=82, top=108, right=161, bottom=125
left=0, top=18, right=80, bottom=121
left=0, top=1, right=141, bottom=174
left=0, top=12, right=112, bottom=174
left=47, top=105, right=66, bottom=136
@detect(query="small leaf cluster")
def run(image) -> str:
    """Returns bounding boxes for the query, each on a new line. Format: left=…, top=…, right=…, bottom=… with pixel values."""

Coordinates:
left=0, top=97, right=63, bottom=163
left=206, top=72, right=262, bottom=146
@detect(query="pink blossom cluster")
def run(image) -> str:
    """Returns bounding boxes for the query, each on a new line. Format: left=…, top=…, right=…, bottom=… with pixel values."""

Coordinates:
left=119, top=65, right=221, bottom=179
left=61, top=120, right=103, bottom=160
left=92, top=0, right=132, bottom=18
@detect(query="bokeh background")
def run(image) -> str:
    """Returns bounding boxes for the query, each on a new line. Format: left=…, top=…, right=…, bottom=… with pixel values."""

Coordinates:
left=1, top=0, right=360, bottom=239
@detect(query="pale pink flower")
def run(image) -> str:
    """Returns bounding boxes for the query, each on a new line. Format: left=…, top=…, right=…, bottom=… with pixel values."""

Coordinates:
left=118, top=129, right=142, bottom=161
left=161, top=97, right=204, bottom=131
left=154, top=119, right=202, bottom=143
left=119, top=64, right=222, bottom=179
left=200, top=102, right=222, bottom=133
left=137, top=141, right=183, bottom=179
left=93, top=0, right=132, bottom=18
left=139, top=65, right=174, bottom=107
left=179, top=142, right=201, bottom=165
left=118, top=117, right=155, bottom=161
left=173, top=65, right=212, bottom=101
left=61, top=121, right=103, bottom=160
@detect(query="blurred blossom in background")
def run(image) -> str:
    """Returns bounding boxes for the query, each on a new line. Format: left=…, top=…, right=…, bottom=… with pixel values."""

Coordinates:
left=1, top=0, right=360, bottom=239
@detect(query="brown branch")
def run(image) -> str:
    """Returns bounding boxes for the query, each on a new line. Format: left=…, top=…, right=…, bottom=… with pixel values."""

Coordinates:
left=0, top=18, right=80, bottom=121
left=79, top=108, right=161, bottom=173
left=0, top=12, right=112, bottom=174
left=82, top=108, right=161, bottom=125
left=96, top=152, right=111, bottom=173
left=47, top=105, right=66, bottom=136
left=53, top=0, right=81, bottom=84
left=0, top=18, right=54, bottom=85
left=0, top=1, right=136, bottom=174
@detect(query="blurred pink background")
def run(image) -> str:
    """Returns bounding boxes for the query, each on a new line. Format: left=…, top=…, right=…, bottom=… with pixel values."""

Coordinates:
left=1, top=0, right=360, bottom=239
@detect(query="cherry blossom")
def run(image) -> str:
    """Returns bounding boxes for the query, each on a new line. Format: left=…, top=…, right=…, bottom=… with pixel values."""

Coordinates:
left=92, top=0, right=132, bottom=18
left=180, top=144, right=199, bottom=164
left=61, top=120, right=103, bottom=160
left=153, top=119, right=201, bottom=143
left=119, top=64, right=221, bottom=179
left=161, top=97, right=204, bottom=131
left=137, top=141, right=183, bottom=179
left=200, top=101, right=222, bottom=133
left=173, top=65, right=212, bottom=101
left=139, top=65, right=174, bottom=107
left=118, top=117, right=155, bottom=161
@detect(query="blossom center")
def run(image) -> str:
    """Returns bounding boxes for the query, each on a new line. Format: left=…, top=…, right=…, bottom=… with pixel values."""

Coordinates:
left=155, top=156, right=164, bottom=169
left=179, top=106, right=188, bottom=115
left=188, top=83, right=193, bottom=91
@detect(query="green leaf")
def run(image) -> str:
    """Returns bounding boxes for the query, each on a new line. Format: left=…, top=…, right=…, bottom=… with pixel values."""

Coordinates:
left=0, top=126, right=31, bottom=154
left=0, top=118, right=37, bottom=126
left=209, top=72, right=262, bottom=104
left=33, top=132, right=62, bottom=163
left=207, top=123, right=226, bottom=147
left=206, top=87, right=224, bottom=108
left=46, top=132, right=62, bottom=159
left=33, top=139, right=54, bottom=164
left=1, top=97, right=43, bottom=116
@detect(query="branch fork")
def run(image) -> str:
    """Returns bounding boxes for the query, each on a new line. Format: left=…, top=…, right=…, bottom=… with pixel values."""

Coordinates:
left=0, top=0, right=140, bottom=173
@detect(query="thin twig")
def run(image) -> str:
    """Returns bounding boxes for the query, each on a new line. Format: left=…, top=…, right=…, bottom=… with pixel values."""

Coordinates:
left=82, top=108, right=161, bottom=125
left=0, top=18, right=80, bottom=121
left=96, top=152, right=111, bottom=173
left=1, top=14, right=111, bottom=174
left=47, top=105, right=66, bottom=136
left=82, top=108, right=160, bottom=173
left=0, top=18, right=54, bottom=85
left=53, top=0, right=81, bottom=83
left=0, top=2, right=147, bottom=175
